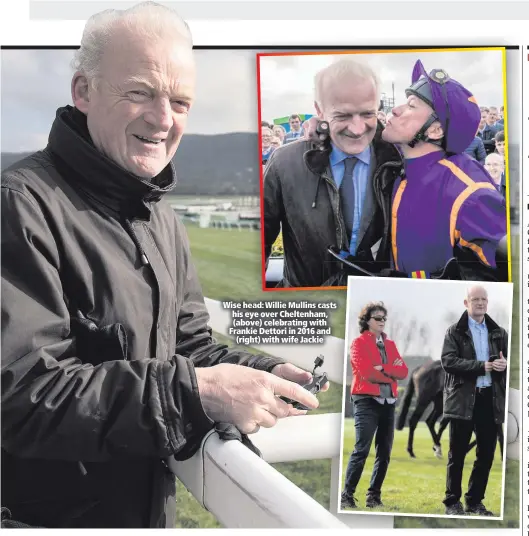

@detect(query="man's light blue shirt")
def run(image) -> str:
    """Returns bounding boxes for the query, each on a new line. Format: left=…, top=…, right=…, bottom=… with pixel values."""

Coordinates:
left=468, top=315, right=492, bottom=388
left=330, top=143, right=371, bottom=254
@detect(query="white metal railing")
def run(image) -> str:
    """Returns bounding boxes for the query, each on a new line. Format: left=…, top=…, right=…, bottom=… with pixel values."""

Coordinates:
left=170, top=413, right=393, bottom=529
left=170, top=427, right=346, bottom=528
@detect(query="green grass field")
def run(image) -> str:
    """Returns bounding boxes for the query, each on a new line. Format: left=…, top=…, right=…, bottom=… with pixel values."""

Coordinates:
left=184, top=224, right=348, bottom=337
left=179, top=223, right=520, bottom=528
left=341, top=420, right=505, bottom=517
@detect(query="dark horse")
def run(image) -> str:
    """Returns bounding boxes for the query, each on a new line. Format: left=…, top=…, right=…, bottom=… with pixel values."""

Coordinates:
left=396, top=360, right=504, bottom=459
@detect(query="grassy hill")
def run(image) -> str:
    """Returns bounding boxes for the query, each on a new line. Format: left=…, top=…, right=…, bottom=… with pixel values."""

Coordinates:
left=1, top=132, right=261, bottom=196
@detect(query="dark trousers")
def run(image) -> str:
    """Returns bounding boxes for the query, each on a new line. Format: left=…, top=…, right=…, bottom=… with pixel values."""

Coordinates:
left=343, top=397, right=395, bottom=498
left=444, top=387, right=497, bottom=506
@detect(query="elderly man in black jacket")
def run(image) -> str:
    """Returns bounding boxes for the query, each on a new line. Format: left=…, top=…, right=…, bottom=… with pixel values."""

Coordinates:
left=263, top=59, right=402, bottom=288
left=440, top=285, right=508, bottom=517
left=1, top=3, right=320, bottom=529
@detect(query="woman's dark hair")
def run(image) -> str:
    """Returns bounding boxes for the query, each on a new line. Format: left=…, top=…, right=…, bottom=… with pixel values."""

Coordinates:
left=358, top=301, right=388, bottom=333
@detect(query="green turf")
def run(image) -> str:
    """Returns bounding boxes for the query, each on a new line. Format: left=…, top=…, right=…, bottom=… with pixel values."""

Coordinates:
left=184, top=223, right=348, bottom=338
left=341, top=420, right=506, bottom=519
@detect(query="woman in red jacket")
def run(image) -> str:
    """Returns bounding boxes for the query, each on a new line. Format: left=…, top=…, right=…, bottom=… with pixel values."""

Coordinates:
left=340, top=302, right=408, bottom=510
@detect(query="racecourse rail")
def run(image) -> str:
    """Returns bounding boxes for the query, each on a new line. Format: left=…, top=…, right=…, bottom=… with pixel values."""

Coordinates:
left=169, top=297, right=520, bottom=528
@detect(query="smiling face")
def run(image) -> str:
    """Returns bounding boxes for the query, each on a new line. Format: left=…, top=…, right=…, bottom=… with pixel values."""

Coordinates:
left=261, top=127, right=273, bottom=149
left=73, top=26, right=195, bottom=179
left=315, top=74, right=378, bottom=155
left=484, top=153, right=504, bottom=184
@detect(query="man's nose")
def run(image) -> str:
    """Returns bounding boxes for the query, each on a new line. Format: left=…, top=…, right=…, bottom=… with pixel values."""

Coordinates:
left=347, top=115, right=367, bottom=136
left=144, top=96, right=173, bottom=131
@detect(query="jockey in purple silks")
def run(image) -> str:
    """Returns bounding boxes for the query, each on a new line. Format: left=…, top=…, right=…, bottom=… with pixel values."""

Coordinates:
left=381, top=60, right=507, bottom=281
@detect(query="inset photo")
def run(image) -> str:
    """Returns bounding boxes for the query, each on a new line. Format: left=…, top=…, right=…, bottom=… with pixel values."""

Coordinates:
left=259, top=48, right=511, bottom=290
left=338, top=277, right=513, bottom=520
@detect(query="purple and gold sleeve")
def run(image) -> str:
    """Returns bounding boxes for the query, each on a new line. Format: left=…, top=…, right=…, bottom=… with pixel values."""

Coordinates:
left=455, top=187, right=507, bottom=268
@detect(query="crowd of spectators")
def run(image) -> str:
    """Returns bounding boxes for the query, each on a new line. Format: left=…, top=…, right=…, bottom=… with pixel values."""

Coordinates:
left=261, top=114, right=305, bottom=165
left=464, top=105, right=506, bottom=197
left=262, top=105, right=507, bottom=199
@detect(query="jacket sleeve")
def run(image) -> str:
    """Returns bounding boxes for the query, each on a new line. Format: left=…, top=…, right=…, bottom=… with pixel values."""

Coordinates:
left=476, top=139, right=487, bottom=164
left=171, top=216, right=285, bottom=373
left=350, top=337, right=392, bottom=384
left=1, top=184, right=215, bottom=463
left=497, top=327, right=509, bottom=377
left=263, top=152, right=284, bottom=263
left=380, top=341, right=408, bottom=380
left=440, top=326, right=486, bottom=377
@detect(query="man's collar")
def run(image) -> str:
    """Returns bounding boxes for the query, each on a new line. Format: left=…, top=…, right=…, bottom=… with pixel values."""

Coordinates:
left=47, top=105, right=176, bottom=218
left=468, top=315, right=486, bottom=328
left=330, top=143, right=371, bottom=167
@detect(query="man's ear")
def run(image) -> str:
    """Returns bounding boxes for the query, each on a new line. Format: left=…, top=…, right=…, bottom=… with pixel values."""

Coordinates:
left=71, top=72, right=91, bottom=114
left=314, top=100, right=323, bottom=119
left=426, top=120, right=444, bottom=141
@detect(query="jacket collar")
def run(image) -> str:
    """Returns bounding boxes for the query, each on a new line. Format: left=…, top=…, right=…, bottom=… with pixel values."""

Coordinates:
left=403, top=150, right=445, bottom=179
left=47, top=106, right=177, bottom=218
left=456, top=310, right=500, bottom=333
left=362, top=330, right=387, bottom=341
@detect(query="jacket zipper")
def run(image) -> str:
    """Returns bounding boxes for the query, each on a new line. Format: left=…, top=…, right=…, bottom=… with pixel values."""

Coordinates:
left=465, top=330, right=478, bottom=414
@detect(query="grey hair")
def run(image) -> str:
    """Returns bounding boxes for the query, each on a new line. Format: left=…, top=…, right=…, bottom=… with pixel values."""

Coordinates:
left=314, top=59, right=380, bottom=109
left=71, top=2, right=192, bottom=87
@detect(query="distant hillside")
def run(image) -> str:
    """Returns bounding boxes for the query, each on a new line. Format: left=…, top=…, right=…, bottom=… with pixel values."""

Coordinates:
left=1, top=152, right=34, bottom=170
left=1, top=132, right=261, bottom=196
left=2, top=139, right=521, bottom=203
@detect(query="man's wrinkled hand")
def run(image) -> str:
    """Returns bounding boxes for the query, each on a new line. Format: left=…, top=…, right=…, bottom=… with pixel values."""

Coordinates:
left=492, top=352, right=507, bottom=372
left=484, top=361, right=494, bottom=373
left=195, top=363, right=320, bottom=434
